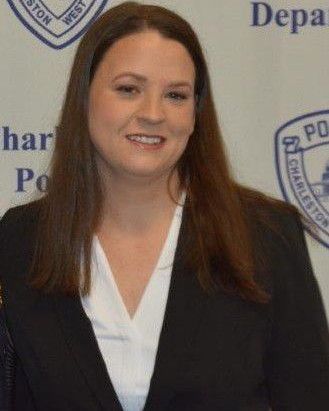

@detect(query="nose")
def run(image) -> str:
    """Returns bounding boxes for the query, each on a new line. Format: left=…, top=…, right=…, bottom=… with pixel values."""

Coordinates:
left=136, top=93, right=165, bottom=125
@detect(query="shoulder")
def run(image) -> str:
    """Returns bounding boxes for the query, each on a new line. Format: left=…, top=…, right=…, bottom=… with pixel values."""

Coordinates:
left=237, top=185, right=316, bottom=292
left=237, top=184, right=307, bottom=250
left=0, top=200, right=42, bottom=267
left=0, top=200, right=42, bottom=240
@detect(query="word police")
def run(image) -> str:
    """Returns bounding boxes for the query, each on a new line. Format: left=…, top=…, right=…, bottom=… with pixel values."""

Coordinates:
left=303, top=119, right=329, bottom=142
left=16, top=168, right=49, bottom=193
left=251, top=2, right=329, bottom=34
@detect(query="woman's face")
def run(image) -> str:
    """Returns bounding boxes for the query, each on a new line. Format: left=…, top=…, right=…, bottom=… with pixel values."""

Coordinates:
left=88, top=29, right=196, bottom=182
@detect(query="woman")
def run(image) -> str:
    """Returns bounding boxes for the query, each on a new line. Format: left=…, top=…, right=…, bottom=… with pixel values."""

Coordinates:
left=1, top=2, right=328, bottom=410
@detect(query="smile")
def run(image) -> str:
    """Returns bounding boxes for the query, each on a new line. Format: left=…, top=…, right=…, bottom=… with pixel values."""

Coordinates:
left=126, top=134, right=165, bottom=145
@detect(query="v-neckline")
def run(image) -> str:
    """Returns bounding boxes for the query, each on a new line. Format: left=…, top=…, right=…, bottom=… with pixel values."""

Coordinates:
left=94, top=235, right=153, bottom=326
left=93, top=195, right=185, bottom=326
left=54, top=194, right=210, bottom=411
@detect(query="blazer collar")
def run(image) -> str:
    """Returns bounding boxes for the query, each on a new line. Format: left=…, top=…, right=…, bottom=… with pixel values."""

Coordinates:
left=54, top=205, right=208, bottom=411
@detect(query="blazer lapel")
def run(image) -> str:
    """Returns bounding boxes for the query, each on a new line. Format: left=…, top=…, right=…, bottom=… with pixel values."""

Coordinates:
left=144, top=206, right=208, bottom=411
left=54, top=294, right=124, bottom=411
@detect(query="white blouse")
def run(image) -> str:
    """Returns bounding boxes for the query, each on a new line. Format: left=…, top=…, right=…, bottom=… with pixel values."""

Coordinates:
left=80, top=193, right=185, bottom=411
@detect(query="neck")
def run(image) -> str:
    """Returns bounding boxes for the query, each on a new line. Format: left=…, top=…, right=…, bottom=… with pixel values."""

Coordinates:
left=98, top=170, right=183, bottom=234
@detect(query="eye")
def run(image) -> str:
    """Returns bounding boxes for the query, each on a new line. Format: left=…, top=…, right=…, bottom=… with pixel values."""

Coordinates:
left=167, top=91, right=188, bottom=101
left=116, top=85, right=139, bottom=95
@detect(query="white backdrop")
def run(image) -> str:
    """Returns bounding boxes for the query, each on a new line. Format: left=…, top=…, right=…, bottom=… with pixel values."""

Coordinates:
left=1, top=0, right=329, bottom=317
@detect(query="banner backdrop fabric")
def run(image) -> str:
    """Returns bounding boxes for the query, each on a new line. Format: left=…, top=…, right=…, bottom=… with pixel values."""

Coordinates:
left=1, top=0, right=329, bottom=317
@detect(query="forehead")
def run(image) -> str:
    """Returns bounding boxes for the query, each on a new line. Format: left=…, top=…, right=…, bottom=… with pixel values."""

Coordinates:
left=96, top=30, right=195, bottom=82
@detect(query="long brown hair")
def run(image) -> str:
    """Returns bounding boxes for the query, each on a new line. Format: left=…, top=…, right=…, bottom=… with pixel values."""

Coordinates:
left=31, top=1, right=297, bottom=303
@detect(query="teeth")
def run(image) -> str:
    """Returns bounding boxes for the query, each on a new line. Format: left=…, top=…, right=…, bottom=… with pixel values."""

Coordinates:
left=127, top=135, right=162, bottom=145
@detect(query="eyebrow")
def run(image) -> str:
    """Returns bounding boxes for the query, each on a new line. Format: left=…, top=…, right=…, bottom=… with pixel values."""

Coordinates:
left=112, top=72, right=193, bottom=89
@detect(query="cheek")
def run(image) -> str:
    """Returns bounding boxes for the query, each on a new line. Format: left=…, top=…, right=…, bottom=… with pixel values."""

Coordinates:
left=89, top=96, right=117, bottom=131
left=173, top=108, right=195, bottom=140
left=179, top=113, right=195, bottom=154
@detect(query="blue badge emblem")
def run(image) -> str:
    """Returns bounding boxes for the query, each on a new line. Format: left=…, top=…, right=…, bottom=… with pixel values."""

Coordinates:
left=275, top=110, right=329, bottom=247
left=7, top=1, right=109, bottom=49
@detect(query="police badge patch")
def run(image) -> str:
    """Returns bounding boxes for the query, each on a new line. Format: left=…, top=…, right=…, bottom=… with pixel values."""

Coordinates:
left=7, top=0, right=109, bottom=49
left=275, top=110, right=329, bottom=248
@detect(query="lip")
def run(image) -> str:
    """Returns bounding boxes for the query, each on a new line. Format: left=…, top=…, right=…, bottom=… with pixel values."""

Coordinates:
left=126, top=133, right=166, bottom=141
left=125, top=133, right=166, bottom=151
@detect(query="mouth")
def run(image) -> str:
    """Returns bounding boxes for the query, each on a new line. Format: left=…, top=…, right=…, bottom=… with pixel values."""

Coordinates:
left=125, top=133, right=166, bottom=149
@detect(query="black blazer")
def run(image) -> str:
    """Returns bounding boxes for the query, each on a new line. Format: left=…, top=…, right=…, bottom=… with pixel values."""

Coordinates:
left=0, top=201, right=329, bottom=411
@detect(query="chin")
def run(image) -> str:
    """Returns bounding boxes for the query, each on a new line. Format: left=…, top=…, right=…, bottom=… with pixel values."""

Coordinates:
left=121, top=165, right=172, bottom=180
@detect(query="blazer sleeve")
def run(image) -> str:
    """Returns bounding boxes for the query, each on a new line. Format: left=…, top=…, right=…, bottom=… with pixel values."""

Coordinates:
left=264, top=213, right=329, bottom=410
